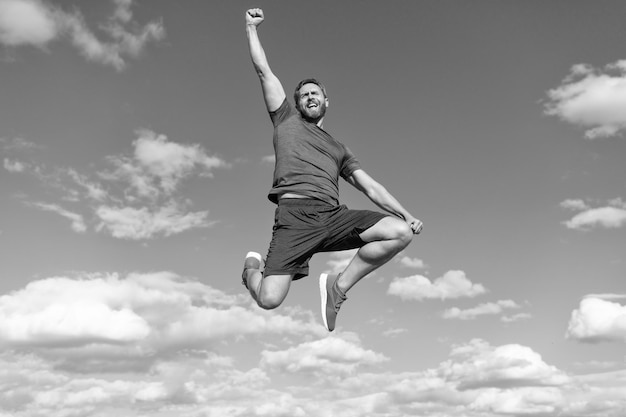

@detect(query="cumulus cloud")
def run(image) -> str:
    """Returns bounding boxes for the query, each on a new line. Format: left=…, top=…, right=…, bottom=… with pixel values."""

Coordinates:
left=442, top=339, right=570, bottom=390
left=0, top=0, right=56, bottom=46
left=545, top=61, right=626, bottom=139
left=102, top=130, right=229, bottom=199
left=0, top=272, right=324, bottom=355
left=260, top=333, right=388, bottom=376
left=3, top=158, right=26, bottom=172
left=562, top=198, right=626, bottom=230
left=0, top=0, right=164, bottom=70
left=442, top=299, right=522, bottom=321
left=397, top=255, right=426, bottom=269
left=387, top=270, right=486, bottom=301
left=566, top=295, right=626, bottom=343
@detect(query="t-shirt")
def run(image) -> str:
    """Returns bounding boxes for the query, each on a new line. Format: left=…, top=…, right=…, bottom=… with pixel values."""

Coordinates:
left=267, top=99, right=361, bottom=205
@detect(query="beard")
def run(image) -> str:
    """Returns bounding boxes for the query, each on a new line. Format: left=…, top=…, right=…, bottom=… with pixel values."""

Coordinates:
left=299, top=100, right=327, bottom=122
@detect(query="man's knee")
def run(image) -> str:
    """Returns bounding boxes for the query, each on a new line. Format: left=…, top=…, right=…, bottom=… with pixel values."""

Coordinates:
left=257, top=294, right=283, bottom=310
left=255, top=274, right=292, bottom=310
left=387, top=218, right=413, bottom=247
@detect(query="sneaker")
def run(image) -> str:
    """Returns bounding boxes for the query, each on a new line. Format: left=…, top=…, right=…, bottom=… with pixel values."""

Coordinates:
left=242, top=252, right=263, bottom=289
left=319, top=273, right=347, bottom=332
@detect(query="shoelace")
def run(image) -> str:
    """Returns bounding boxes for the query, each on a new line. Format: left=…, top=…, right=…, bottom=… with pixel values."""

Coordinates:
left=332, top=280, right=347, bottom=312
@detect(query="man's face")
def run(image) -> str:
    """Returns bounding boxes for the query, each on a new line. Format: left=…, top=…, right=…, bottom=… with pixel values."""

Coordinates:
left=297, top=83, right=328, bottom=122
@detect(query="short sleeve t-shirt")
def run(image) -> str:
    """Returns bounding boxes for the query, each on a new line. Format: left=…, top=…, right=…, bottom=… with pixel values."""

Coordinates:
left=267, top=99, right=361, bottom=205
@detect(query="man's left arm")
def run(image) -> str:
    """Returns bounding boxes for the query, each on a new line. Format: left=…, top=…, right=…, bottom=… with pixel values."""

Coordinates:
left=346, top=169, right=423, bottom=234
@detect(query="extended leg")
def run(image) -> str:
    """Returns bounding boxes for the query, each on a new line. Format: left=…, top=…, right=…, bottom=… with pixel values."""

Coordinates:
left=337, top=216, right=413, bottom=293
left=320, top=216, right=414, bottom=331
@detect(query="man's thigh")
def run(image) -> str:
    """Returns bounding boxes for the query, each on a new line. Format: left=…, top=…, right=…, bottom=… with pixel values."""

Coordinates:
left=259, top=274, right=294, bottom=306
left=358, top=216, right=408, bottom=243
left=319, top=207, right=387, bottom=252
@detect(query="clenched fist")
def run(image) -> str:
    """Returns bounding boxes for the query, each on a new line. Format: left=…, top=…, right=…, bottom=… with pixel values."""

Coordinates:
left=246, top=8, right=264, bottom=27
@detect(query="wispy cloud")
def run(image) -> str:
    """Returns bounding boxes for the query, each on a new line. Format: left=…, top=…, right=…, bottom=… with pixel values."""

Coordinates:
left=7, top=130, right=229, bottom=239
left=0, top=0, right=164, bottom=70
left=95, top=201, right=212, bottom=240
left=0, top=137, right=44, bottom=151
left=26, top=201, right=87, bottom=232
left=387, top=270, right=487, bottom=301
left=561, top=198, right=626, bottom=231
left=566, top=295, right=626, bottom=343
left=442, top=299, right=523, bottom=321
left=545, top=61, right=626, bottom=139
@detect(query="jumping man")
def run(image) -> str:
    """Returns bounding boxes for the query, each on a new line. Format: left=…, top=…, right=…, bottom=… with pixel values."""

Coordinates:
left=242, top=8, right=423, bottom=331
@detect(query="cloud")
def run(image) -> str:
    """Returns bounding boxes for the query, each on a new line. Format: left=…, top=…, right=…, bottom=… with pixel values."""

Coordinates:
left=95, top=201, right=211, bottom=240
left=0, top=272, right=324, bottom=354
left=566, top=296, right=626, bottom=343
left=560, top=198, right=589, bottom=211
left=562, top=198, right=626, bottom=230
left=1, top=281, right=626, bottom=417
left=260, top=333, right=388, bottom=376
left=397, top=255, right=426, bottom=269
left=3, top=158, right=26, bottom=172
left=324, top=250, right=358, bottom=274
left=261, top=155, right=276, bottom=165
left=387, top=270, right=487, bottom=301
left=26, top=201, right=87, bottom=232
left=442, top=299, right=521, bottom=321
left=65, top=168, right=108, bottom=202
left=8, top=130, right=229, bottom=239
left=545, top=61, right=626, bottom=139
left=0, top=0, right=164, bottom=70
left=442, top=339, right=570, bottom=390
left=102, top=130, right=230, bottom=199
left=0, top=0, right=56, bottom=46
left=0, top=137, right=43, bottom=151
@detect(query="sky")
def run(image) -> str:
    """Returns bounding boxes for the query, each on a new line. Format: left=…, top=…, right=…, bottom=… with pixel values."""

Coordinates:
left=0, top=0, right=625, bottom=416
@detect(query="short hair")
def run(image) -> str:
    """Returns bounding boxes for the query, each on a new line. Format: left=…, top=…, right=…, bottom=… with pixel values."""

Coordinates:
left=293, top=78, right=328, bottom=107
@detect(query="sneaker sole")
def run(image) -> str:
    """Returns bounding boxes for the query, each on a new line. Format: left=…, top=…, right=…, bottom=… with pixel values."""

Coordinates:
left=319, top=273, right=329, bottom=331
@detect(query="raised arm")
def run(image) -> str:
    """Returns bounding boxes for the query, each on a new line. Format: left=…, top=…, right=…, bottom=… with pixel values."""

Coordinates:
left=347, top=169, right=423, bottom=234
left=245, top=8, right=286, bottom=112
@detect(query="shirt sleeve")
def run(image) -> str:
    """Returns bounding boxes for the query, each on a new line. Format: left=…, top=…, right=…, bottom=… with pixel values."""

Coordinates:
left=340, top=145, right=361, bottom=180
left=269, top=98, right=294, bottom=127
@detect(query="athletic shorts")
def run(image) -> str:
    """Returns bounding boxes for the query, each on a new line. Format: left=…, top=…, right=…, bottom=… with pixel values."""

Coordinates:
left=263, top=198, right=387, bottom=280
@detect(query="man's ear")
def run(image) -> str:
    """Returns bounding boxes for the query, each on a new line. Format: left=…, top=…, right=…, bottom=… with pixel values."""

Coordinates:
left=325, top=97, right=330, bottom=108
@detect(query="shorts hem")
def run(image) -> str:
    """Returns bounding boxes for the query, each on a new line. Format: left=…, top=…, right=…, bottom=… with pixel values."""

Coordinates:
left=263, top=268, right=309, bottom=281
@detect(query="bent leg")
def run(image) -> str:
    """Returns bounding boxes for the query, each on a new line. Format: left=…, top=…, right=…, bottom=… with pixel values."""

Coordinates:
left=245, top=269, right=294, bottom=310
left=336, top=216, right=413, bottom=293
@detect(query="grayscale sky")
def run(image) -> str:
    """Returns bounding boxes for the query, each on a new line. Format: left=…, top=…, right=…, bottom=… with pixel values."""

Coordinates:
left=1, top=1, right=625, bottom=416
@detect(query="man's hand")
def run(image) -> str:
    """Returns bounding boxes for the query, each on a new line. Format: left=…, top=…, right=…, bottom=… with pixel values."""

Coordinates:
left=246, top=8, right=264, bottom=27
left=407, top=217, right=423, bottom=235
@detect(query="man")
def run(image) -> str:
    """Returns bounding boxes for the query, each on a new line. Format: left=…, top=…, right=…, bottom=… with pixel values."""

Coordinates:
left=243, top=8, right=423, bottom=332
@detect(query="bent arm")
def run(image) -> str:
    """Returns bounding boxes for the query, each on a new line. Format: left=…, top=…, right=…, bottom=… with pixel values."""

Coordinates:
left=347, top=169, right=423, bottom=233
left=245, top=9, right=286, bottom=112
